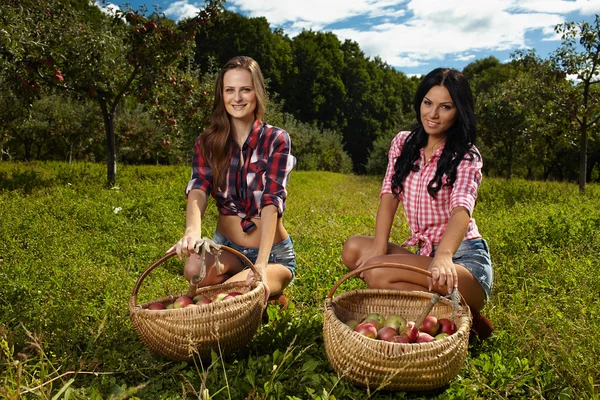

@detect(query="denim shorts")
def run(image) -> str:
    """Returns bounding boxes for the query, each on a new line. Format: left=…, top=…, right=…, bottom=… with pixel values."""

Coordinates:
left=427, top=238, right=494, bottom=300
left=212, top=231, right=297, bottom=281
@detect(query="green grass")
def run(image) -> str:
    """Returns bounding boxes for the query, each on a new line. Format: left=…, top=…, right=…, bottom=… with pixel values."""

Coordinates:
left=1, top=161, right=599, bottom=399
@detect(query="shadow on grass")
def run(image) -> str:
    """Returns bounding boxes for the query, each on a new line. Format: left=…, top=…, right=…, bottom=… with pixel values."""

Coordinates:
left=0, top=170, right=55, bottom=194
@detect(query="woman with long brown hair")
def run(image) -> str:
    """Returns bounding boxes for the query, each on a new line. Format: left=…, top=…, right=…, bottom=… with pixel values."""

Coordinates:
left=169, top=56, right=296, bottom=301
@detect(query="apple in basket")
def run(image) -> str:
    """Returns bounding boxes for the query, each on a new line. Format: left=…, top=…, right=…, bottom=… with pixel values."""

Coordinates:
left=438, top=318, right=457, bottom=335
left=354, top=322, right=378, bottom=339
left=223, top=291, right=244, bottom=300
left=405, top=325, right=420, bottom=343
left=377, top=327, right=399, bottom=342
left=392, top=335, right=412, bottom=344
left=416, top=332, right=435, bottom=343
left=362, top=313, right=385, bottom=331
left=193, top=294, right=212, bottom=305
left=213, top=292, right=229, bottom=303
left=345, top=319, right=359, bottom=330
left=421, top=315, right=440, bottom=336
left=382, top=315, right=407, bottom=333
left=173, top=295, right=194, bottom=308
left=435, top=333, right=450, bottom=340
left=147, top=302, right=166, bottom=310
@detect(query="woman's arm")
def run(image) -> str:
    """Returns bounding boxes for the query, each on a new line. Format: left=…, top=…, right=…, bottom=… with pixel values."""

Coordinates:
left=253, top=204, right=279, bottom=293
left=168, top=188, right=208, bottom=259
left=428, top=206, right=470, bottom=292
left=356, top=193, right=400, bottom=268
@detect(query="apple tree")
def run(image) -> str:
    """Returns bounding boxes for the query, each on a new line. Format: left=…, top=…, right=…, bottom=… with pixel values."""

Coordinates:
left=1, top=0, right=222, bottom=185
left=551, top=14, right=600, bottom=192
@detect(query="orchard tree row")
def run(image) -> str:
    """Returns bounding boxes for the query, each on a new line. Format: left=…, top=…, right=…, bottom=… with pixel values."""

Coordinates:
left=1, top=1, right=599, bottom=190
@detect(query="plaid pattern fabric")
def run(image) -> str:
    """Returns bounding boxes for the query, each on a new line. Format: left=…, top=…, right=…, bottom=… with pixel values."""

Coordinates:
left=381, top=131, right=482, bottom=256
left=186, top=120, right=296, bottom=232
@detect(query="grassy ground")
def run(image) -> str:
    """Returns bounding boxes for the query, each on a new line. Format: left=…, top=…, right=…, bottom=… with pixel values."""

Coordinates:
left=1, top=161, right=599, bottom=399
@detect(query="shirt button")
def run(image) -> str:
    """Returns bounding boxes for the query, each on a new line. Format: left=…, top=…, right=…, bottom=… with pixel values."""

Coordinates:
left=243, top=249, right=248, bottom=254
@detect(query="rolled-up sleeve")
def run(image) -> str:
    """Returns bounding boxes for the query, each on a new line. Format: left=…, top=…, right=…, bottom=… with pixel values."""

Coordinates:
left=261, top=130, right=296, bottom=216
left=449, top=149, right=483, bottom=215
left=185, top=137, right=212, bottom=197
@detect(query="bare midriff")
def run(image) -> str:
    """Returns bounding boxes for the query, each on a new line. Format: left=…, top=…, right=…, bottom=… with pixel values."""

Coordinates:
left=216, top=214, right=288, bottom=248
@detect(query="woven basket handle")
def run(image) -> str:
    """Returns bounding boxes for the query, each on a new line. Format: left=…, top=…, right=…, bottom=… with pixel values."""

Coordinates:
left=129, top=245, right=261, bottom=309
left=327, top=262, right=468, bottom=330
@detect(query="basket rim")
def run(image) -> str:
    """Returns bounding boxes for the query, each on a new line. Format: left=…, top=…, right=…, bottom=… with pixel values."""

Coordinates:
left=129, top=280, right=266, bottom=314
left=129, top=244, right=268, bottom=310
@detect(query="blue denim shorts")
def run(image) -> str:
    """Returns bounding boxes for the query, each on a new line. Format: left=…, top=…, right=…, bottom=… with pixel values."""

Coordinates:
left=212, top=231, right=297, bottom=281
left=427, top=238, right=494, bottom=300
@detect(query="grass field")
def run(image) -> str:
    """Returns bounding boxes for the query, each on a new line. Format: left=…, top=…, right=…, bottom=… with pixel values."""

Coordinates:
left=1, top=161, right=599, bottom=399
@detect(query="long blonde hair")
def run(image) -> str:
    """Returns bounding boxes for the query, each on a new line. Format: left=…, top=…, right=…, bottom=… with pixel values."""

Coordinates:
left=199, top=56, right=267, bottom=189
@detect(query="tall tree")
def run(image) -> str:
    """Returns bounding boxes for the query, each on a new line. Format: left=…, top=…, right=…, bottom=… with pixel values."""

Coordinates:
left=1, top=0, right=221, bottom=185
left=551, top=14, right=600, bottom=192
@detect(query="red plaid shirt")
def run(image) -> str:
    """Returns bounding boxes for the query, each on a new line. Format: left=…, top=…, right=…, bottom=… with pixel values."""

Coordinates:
left=186, top=120, right=296, bottom=232
left=381, top=131, right=482, bottom=256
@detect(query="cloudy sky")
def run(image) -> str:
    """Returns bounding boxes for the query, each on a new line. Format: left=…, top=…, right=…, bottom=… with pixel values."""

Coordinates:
left=101, top=0, right=600, bottom=76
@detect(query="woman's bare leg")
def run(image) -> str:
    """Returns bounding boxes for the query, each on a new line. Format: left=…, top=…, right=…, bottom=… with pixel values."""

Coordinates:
left=226, top=264, right=293, bottom=296
left=183, top=252, right=245, bottom=286
left=342, top=235, right=486, bottom=312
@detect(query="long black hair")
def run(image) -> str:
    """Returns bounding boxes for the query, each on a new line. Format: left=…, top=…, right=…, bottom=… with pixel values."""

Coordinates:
left=391, top=68, right=478, bottom=198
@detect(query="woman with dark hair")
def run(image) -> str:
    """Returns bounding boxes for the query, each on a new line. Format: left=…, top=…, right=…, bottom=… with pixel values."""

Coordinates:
left=169, top=56, right=296, bottom=302
left=342, top=68, right=493, bottom=338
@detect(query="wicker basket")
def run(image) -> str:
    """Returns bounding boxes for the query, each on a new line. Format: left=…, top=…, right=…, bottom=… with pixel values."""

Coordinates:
left=323, top=262, right=472, bottom=391
left=129, top=245, right=268, bottom=361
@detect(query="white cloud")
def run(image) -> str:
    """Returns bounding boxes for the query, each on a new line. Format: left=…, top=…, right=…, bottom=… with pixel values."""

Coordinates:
left=511, top=0, right=600, bottom=15
left=227, top=0, right=407, bottom=27
left=164, top=0, right=201, bottom=21
left=96, top=1, right=120, bottom=16
left=165, top=0, right=598, bottom=70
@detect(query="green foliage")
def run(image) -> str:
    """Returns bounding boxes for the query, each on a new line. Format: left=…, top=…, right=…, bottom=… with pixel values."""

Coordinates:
left=1, top=162, right=599, bottom=399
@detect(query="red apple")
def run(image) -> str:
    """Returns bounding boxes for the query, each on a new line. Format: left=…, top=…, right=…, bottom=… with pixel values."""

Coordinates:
left=147, top=302, right=166, bottom=310
left=420, top=315, right=440, bottom=336
left=438, top=318, right=457, bottom=335
left=362, top=313, right=385, bottom=331
left=212, top=292, right=228, bottom=302
left=435, top=333, right=450, bottom=340
left=392, top=335, right=412, bottom=344
left=416, top=332, right=435, bottom=343
left=223, top=291, right=243, bottom=300
left=405, top=326, right=420, bottom=343
left=383, top=315, right=407, bottom=332
left=345, top=319, right=359, bottom=330
left=354, top=322, right=377, bottom=339
left=173, top=295, right=194, bottom=308
left=377, top=327, right=399, bottom=342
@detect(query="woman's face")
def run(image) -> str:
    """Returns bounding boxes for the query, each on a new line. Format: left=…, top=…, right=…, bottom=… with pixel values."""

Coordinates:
left=222, top=68, right=257, bottom=123
left=420, top=85, right=457, bottom=138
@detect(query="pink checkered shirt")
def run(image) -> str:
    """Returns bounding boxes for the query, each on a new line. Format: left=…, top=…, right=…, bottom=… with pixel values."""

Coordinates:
left=381, top=131, right=483, bottom=256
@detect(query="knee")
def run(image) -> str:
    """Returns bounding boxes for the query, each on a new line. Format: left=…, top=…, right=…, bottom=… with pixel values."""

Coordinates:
left=361, top=268, right=385, bottom=288
left=341, top=235, right=362, bottom=268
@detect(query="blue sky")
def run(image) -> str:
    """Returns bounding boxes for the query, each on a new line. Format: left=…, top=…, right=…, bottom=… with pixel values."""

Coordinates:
left=99, top=0, right=600, bottom=76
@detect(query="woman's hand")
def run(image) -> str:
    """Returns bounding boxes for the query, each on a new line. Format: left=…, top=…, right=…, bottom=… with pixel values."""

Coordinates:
left=245, top=263, right=270, bottom=303
left=167, top=229, right=203, bottom=260
left=428, top=253, right=457, bottom=294
left=355, top=246, right=387, bottom=278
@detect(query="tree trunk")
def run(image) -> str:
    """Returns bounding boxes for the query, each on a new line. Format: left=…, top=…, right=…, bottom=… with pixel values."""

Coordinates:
left=99, top=97, right=117, bottom=187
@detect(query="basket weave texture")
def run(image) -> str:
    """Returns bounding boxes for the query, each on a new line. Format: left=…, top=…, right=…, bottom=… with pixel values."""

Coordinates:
left=129, top=247, right=267, bottom=361
left=323, top=263, right=472, bottom=391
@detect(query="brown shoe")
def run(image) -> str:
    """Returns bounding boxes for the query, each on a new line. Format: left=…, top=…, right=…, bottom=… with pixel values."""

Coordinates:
left=268, top=293, right=289, bottom=310
left=471, top=310, right=493, bottom=340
